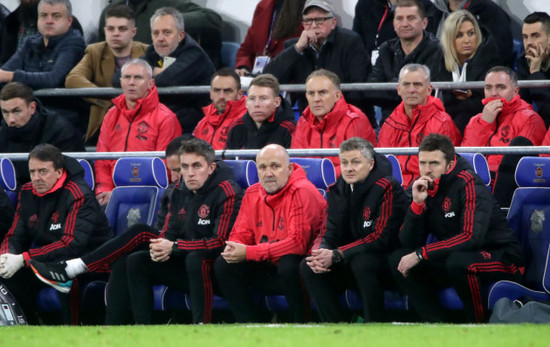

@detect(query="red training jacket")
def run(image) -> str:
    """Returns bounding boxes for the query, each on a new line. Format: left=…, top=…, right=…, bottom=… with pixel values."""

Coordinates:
left=378, top=95, right=462, bottom=188
left=193, top=96, right=247, bottom=150
left=228, top=163, right=326, bottom=263
left=292, top=97, right=377, bottom=175
left=462, top=95, right=546, bottom=172
left=95, top=85, right=182, bottom=194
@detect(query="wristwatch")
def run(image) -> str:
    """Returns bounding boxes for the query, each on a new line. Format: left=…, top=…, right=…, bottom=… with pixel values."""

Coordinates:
left=415, top=248, right=424, bottom=261
left=332, top=249, right=343, bottom=264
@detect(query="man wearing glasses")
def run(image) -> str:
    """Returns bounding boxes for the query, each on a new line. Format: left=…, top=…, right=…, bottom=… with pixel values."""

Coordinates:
left=265, top=0, right=374, bottom=127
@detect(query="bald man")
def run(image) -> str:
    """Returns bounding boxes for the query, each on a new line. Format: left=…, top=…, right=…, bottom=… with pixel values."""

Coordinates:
left=215, top=144, right=326, bottom=323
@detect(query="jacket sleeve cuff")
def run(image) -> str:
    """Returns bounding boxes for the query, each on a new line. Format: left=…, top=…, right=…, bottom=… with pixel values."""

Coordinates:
left=415, top=247, right=428, bottom=261
left=22, top=252, right=31, bottom=267
left=410, top=201, right=425, bottom=215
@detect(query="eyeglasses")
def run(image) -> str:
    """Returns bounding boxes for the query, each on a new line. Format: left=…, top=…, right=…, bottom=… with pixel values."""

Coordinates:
left=302, top=16, right=333, bottom=26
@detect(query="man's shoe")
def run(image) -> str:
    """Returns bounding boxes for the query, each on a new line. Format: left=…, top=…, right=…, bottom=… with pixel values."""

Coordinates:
left=29, top=260, right=73, bottom=294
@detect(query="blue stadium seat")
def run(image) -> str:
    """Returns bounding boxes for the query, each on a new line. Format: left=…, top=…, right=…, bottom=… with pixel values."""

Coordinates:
left=290, top=158, right=336, bottom=198
left=221, top=41, right=240, bottom=69
left=488, top=157, right=550, bottom=309
left=0, top=157, right=18, bottom=206
left=459, top=152, right=491, bottom=186
left=385, top=154, right=403, bottom=185
left=224, top=160, right=258, bottom=189
left=105, top=157, right=168, bottom=235
left=77, top=159, right=95, bottom=190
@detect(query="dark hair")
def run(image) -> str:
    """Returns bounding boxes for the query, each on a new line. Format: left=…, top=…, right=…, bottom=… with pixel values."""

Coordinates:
left=28, top=144, right=65, bottom=170
left=418, top=134, right=455, bottom=164
left=249, top=73, right=280, bottom=97
left=306, top=69, right=341, bottom=89
left=524, top=12, right=550, bottom=34
left=485, top=66, right=518, bottom=87
left=211, top=67, right=241, bottom=90
left=340, top=137, right=375, bottom=161
left=272, top=0, right=306, bottom=40
left=178, top=138, right=215, bottom=164
left=0, top=82, right=35, bottom=104
left=105, top=4, right=136, bottom=22
left=395, top=0, right=426, bottom=18
left=166, top=135, right=193, bottom=157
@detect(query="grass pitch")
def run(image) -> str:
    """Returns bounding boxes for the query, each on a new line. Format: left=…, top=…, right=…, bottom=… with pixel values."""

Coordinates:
left=1, top=324, right=548, bottom=347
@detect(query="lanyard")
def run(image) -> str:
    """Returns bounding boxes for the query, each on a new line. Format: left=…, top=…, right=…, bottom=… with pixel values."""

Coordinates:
left=263, top=8, right=279, bottom=56
left=374, top=2, right=391, bottom=49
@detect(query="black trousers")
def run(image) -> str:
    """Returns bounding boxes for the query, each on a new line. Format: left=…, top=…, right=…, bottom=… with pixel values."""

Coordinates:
left=300, top=252, right=392, bottom=322
left=214, top=254, right=308, bottom=323
left=0, top=268, right=71, bottom=324
left=79, top=223, right=218, bottom=324
left=389, top=248, right=523, bottom=323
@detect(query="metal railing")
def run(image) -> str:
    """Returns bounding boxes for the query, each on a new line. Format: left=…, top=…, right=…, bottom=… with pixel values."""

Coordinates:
left=2, top=146, right=550, bottom=161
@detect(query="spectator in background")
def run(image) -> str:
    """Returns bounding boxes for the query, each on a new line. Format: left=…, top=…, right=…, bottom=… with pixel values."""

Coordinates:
left=235, top=0, right=304, bottom=76
left=0, top=82, right=85, bottom=187
left=215, top=144, right=326, bottom=323
left=65, top=5, right=148, bottom=146
left=353, top=0, right=440, bottom=63
left=378, top=64, right=461, bottom=188
left=98, top=0, right=222, bottom=68
left=112, top=7, right=215, bottom=134
left=226, top=74, right=295, bottom=150
left=517, top=12, right=550, bottom=127
left=462, top=66, right=546, bottom=207
left=0, top=0, right=83, bottom=65
left=193, top=68, right=247, bottom=150
left=264, top=0, right=373, bottom=126
left=292, top=69, right=377, bottom=175
left=367, top=0, right=441, bottom=125
left=432, top=0, right=514, bottom=67
left=95, top=59, right=182, bottom=206
left=0, top=0, right=84, bottom=89
left=432, top=10, right=501, bottom=134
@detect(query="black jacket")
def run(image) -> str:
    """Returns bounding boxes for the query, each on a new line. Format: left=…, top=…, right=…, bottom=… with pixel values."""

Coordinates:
left=313, top=152, right=408, bottom=262
left=0, top=188, right=14, bottom=240
left=431, top=27, right=502, bottom=132
left=264, top=26, right=371, bottom=119
left=367, top=31, right=441, bottom=120
left=162, top=161, right=242, bottom=255
left=113, top=35, right=215, bottom=134
left=400, top=155, right=523, bottom=264
left=432, top=0, right=514, bottom=68
left=0, top=156, right=113, bottom=262
left=516, top=55, right=550, bottom=128
left=0, top=100, right=85, bottom=187
left=226, top=98, right=295, bottom=149
left=353, top=0, right=441, bottom=55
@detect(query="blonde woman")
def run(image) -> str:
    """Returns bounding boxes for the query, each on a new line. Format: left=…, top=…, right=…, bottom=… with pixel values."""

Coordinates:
left=433, top=10, right=501, bottom=133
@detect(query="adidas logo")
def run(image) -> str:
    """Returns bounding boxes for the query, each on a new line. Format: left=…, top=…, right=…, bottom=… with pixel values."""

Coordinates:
left=49, top=271, right=66, bottom=282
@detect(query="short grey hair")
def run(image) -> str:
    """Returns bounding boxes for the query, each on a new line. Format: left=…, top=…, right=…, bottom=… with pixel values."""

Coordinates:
left=150, top=7, right=184, bottom=32
left=121, top=58, right=153, bottom=79
left=339, top=137, right=375, bottom=161
left=398, top=63, right=431, bottom=84
left=39, top=0, right=72, bottom=18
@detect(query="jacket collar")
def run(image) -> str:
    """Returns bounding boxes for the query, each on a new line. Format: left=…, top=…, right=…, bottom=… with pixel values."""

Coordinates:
left=302, top=96, right=349, bottom=130
left=111, top=85, right=160, bottom=121
left=259, top=163, right=307, bottom=204
left=32, top=170, right=67, bottom=197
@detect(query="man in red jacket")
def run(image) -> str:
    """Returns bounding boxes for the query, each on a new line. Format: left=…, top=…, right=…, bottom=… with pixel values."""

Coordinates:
left=95, top=58, right=182, bottom=206
left=462, top=66, right=546, bottom=206
left=193, top=68, right=247, bottom=150
left=378, top=63, right=461, bottom=188
left=214, top=144, right=326, bottom=323
left=291, top=69, right=376, bottom=175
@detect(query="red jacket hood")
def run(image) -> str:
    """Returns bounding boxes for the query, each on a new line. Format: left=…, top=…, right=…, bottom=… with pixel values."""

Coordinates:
left=301, top=97, right=360, bottom=131
left=111, top=85, right=160, bottom=122
left=389, top=95, right=446, bottom=130
left=201, top=96, right=247, bottom=127
left=482, top=95, right=533, bottom=120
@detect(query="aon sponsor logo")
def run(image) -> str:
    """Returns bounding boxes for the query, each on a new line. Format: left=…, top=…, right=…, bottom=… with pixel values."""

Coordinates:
left=363, top=220, right=373, bottom=228
left=198, top=219, right=211, bottom=225
left=49, top=223, right=62, bottom=231
left=444, top=211, right=455, bottom=218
